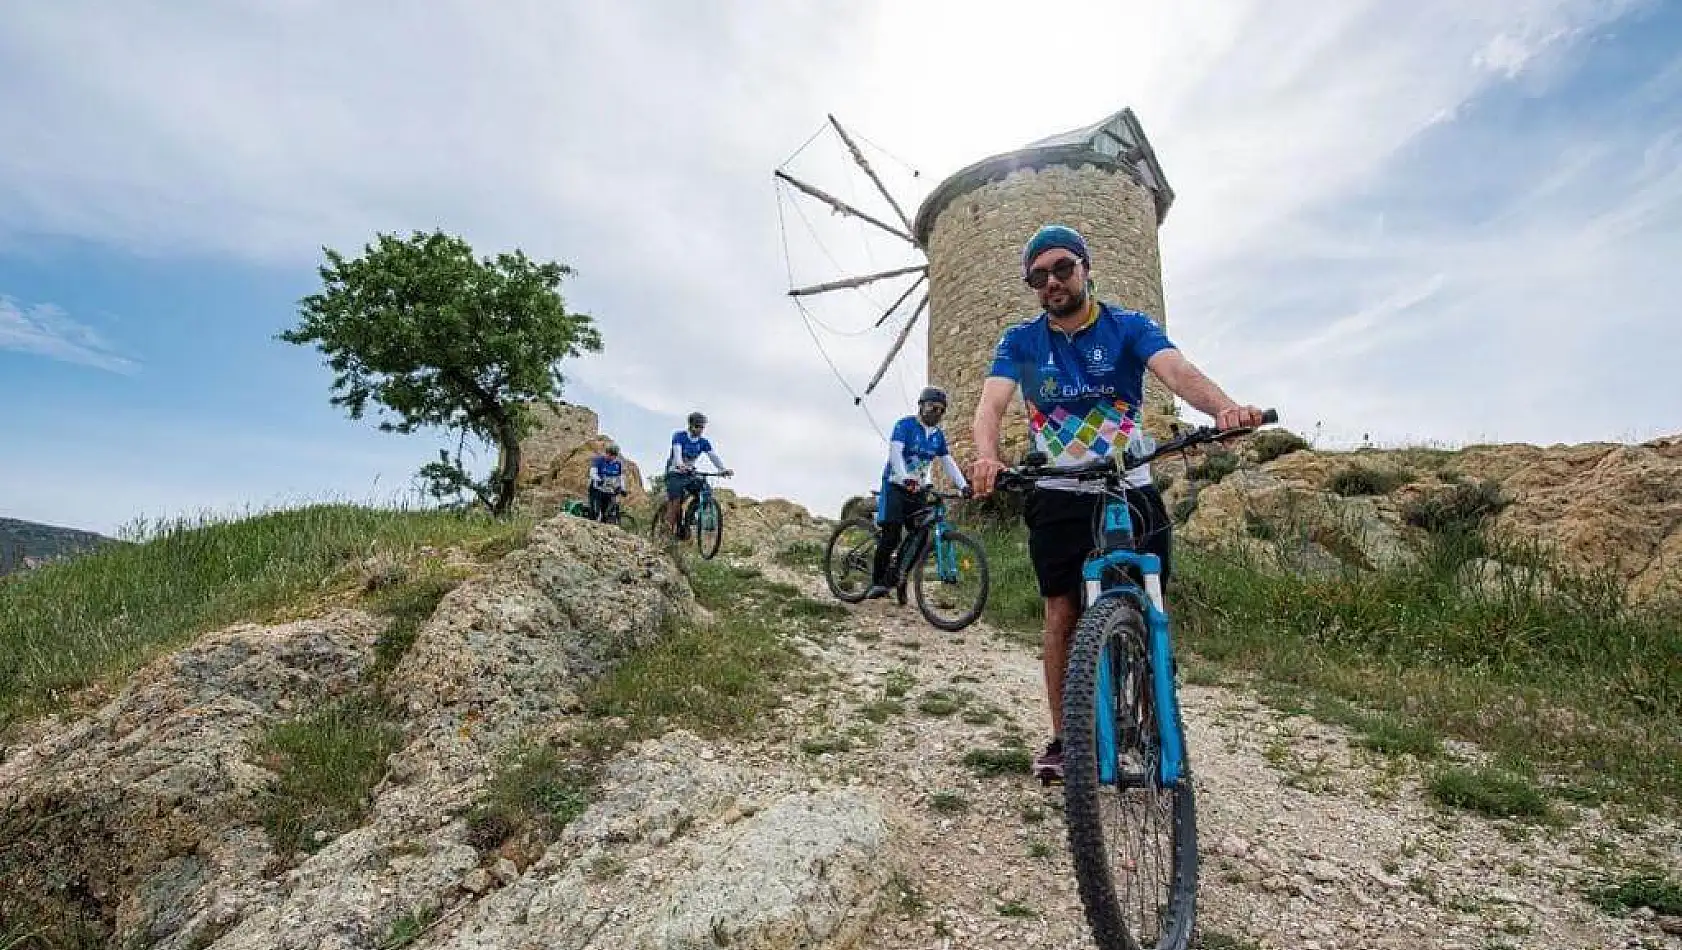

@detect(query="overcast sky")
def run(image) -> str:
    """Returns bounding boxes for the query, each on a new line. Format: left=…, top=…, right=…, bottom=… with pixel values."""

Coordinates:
left=2, top=0, right=1678, bottom=535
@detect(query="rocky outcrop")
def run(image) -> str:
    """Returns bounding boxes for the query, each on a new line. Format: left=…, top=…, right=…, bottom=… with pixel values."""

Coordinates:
left=514, top=401, right=650, bottom=515
left=436, top=732, right=891, bottom=949
left=1175, top=432, right=1682, bottom=603
left=707, top=488, right=833, bottom=556
left=0, top=499, right=895, bottom=949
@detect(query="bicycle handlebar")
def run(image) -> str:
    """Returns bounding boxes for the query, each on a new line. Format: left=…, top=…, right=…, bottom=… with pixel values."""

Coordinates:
left=998, top=409, right=1278, bottom=489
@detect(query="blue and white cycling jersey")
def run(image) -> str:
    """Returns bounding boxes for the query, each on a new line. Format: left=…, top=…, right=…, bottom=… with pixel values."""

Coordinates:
left=987, top=301, right=1176, bottom=489
left=589, top=456, right=623, bottom=491
left=668, top=431, right=725, bottom=473
left=881, top=415, right=950, bottom=484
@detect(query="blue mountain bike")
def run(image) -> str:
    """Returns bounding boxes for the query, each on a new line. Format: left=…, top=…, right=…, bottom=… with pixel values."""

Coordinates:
left=997, top=410, right=1277, bottom=950
left=650, top=471, right=728, bottom=559
left=823, top=487, right=990, bottom=631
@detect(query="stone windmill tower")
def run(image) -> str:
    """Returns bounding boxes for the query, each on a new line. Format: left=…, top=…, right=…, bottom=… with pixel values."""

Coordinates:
left=914, top=108, right=1178, bottom=463
left=775, top=107, right=1176, bottom=464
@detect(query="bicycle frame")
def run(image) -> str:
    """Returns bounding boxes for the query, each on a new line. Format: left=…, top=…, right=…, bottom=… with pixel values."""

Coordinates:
left=1081, top=490, right=1186, bottom=789
left=690, top=479, right=717, bottom=529
left=895, top=492, right=961, bottom=583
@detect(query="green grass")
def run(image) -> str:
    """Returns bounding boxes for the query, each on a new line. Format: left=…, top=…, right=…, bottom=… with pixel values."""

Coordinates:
left=773, top=539, right=825, bottom=572
left=580, top=554, right=817, bottom=742
left=1176, top=534, right=1682, bottom=810
left=996, top=899, right=1036, bottom=918
left=928, top=791, right=969, bottom=813
left=1401, top=481, right=1508, bottom=532
left=963, top=746, right=1032, bottom=777
left=1427, top=765, right=1552, bottom=821
left=0, top=503, right=531, bottom=731
left=366, top=572, right=464, bottom=678
left=915, top=689, right=968, bottom=717
left=857, top=698, right=904, bottom=723
left=1585, top=868, right=1682, bottom=917
left=977, top=524, right=1042, bottom=641
left=979, top=509, right=1682, bottom=810
left=1188, top=451, right=1240, bottom=484
left=379, top=906, right=439, bottom=949
left=883, top=668, right=917, bottom=698
left=464, top=738, right=596, bottom=850
left=1327, top=466, right=1412, bottom=496
left=1249, top=429, right=1309, bottom=464
left=254, top=694, right=407, bottom=855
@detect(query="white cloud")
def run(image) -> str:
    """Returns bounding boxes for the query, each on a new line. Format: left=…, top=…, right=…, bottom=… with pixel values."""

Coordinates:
left=0, top=296, right=136, bottom=372
left=0, top=0, right=1677, bottom=525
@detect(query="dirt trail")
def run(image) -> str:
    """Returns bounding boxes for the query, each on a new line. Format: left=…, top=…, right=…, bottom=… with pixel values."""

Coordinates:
left=729, top=552, right=1682, bottom=950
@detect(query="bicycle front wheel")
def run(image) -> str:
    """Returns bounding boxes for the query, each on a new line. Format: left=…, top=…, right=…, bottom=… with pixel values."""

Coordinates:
left=912, top=529, right=989, bottom=631
left=694, top=495, right=724, bottom=560
left=823, top=518, right=878, bottom=603
left=1061, top=597, right=1198, bottom=950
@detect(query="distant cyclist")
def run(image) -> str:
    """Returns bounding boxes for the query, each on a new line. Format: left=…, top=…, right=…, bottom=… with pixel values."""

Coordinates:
left=663, top=411, right=733, bottom=539
left=968, top=224, right=1266, bottom=783
left=587, top=443, right=627, bottom=521
left=866, top=387, right=971, bottom=599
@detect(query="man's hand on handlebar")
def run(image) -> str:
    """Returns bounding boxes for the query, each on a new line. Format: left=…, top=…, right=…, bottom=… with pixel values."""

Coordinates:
left=1215, top=405, right=1270, bottom=431
left=969, top=457, right=1007, bottom=498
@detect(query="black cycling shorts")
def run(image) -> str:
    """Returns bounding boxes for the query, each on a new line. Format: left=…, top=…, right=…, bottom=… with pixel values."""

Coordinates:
left=1023, top=485, right=1172, bottom=599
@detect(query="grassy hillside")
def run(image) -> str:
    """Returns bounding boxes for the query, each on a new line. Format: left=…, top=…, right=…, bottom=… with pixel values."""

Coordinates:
left=977, top=519, right=1682, bottom=814
left=0, top=517, right=116, bottom=575
left=0, top=504, right=533, bottom=731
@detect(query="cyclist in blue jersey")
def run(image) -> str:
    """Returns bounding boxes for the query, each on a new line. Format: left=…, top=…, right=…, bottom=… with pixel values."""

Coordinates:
left=865, top=386, right=973, bottom=600
left=968, top=224, right=1266, bottom=782
left=587, top=443, right=626, bottom=521
left=663, top=411, right=733, bottom=539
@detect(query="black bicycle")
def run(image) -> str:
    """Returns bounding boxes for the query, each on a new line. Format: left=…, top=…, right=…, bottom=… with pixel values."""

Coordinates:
left=592, top=491, right=637, bottom=533
left=823, top=487, right=990, bottom=631
left=997, top=410, right=1277, bottom=950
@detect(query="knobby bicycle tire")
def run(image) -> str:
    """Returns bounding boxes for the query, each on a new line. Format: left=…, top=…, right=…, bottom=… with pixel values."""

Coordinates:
left=823, top=517, right=878, bottom=604
left=912, top=528, right=990, bottom=631
left=694, top=495, right=724, bottom=560
left=1061, top=596, right=1198, bottom=950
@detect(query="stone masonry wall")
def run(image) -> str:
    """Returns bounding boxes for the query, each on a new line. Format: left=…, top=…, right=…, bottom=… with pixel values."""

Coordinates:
left=924, top=162, right=1176, bottom=465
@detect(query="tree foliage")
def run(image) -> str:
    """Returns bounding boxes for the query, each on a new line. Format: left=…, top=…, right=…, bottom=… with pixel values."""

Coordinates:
left=280, top=229, right=601, bottom=514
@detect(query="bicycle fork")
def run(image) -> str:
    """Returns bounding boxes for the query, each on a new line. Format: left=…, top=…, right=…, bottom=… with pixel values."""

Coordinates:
left=1084, top=553, right=1187, bottom=789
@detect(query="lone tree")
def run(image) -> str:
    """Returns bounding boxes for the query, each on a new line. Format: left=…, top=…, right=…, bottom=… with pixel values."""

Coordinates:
left=281, top=229, right=601, bottom=515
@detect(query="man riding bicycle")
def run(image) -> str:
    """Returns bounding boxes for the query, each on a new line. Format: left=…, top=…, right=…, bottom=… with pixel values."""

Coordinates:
left=865, top=386, right=973, bottom=600
left=663, top=411, right=733, bottom=539
left=587, top=443, right=627, bottom=522
left=968, top=224, right=1266, bottom=782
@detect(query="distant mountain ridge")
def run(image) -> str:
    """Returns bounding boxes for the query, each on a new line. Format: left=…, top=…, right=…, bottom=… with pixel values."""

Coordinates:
left=0, top=517, right=115, bottom=575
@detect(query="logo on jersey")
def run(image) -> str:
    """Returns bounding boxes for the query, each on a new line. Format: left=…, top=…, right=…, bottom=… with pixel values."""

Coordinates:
left=1089, top=346, right=1106, bottom=363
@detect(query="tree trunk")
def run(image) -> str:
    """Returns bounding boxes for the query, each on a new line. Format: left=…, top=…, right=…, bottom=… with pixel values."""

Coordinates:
left=491, top=414, right=521, bottom=516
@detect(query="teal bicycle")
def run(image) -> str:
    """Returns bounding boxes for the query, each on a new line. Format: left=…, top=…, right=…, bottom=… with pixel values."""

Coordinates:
left=997, top=410, right=1277, bottom=950
left=650, top=471, right=728, bottom=560
left=823, top=487, right=990, bottom=631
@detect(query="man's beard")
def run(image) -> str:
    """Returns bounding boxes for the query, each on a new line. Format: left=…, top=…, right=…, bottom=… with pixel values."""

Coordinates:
left=1048, top=283, right=1088, bottom=318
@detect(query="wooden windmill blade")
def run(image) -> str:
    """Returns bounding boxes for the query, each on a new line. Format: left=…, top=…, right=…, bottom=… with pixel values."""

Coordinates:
left=774, top=115, right=932, bottom=418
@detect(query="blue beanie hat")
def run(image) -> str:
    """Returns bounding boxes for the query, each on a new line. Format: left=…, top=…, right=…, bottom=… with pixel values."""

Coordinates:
left=1022, top=224, right=1090, bottom=277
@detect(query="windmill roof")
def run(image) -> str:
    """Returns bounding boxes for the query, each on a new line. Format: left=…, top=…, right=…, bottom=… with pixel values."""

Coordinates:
left=911, top=107, right=1174, bottom=245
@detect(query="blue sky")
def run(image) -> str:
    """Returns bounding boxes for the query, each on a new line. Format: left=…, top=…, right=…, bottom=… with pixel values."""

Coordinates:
left=2, top=0, right=1679, bottom=535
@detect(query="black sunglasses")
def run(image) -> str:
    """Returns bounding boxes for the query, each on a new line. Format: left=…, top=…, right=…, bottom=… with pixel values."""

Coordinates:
left=1025, top=257, right=1080, bottom=290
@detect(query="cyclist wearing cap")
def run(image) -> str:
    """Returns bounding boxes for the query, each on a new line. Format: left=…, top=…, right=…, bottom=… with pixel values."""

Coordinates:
left=663, top=411, right=733, bottom=539
left=866, top=387, right=972, bottom=600
left=968, top=223, right=1266, bottom=782
left=587, top=443, right=626, bottom=522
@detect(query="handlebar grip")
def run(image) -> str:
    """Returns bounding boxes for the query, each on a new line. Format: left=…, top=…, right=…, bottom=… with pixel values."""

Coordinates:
left=1261, top=409, right=1278, bottom=425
